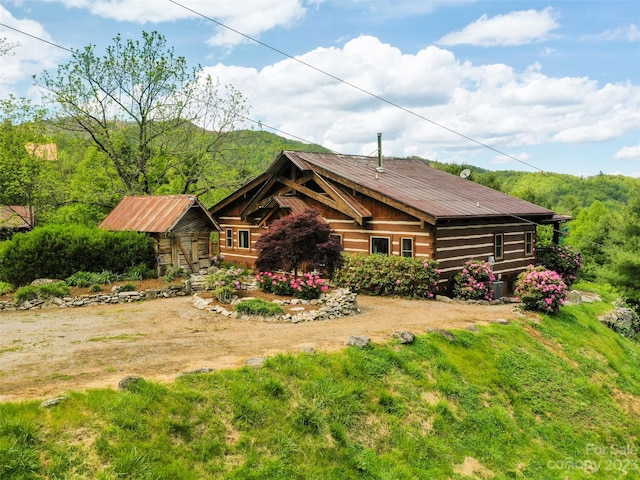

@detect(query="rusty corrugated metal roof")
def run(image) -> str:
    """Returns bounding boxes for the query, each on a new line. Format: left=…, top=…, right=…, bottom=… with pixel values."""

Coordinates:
left=0, top=206, right=31, bottom=229
left=281, top=151, right=554, bottom=220
left=99, top=195, right=217, bottom=233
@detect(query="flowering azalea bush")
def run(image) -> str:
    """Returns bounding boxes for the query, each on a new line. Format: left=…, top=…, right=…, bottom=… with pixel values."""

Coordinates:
left=515, top=265, right=568, bottom=313
left=209, top=254, right=225, bottom=267
left=332, top=253, right=440, bottom=299
left=205, top=266, right=249, bottom=303
left=535, top=245, right=582, bottom=287
left=452, top=259, right=496, bottom=301
left=256, top=272, right=329, bottom=300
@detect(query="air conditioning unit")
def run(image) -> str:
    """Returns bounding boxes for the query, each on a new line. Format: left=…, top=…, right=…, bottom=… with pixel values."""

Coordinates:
left=492, top=281, right=504, bottom=299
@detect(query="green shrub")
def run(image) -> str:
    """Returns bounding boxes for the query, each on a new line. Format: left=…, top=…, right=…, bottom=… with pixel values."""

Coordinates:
left=122, top=263, right=157, bottom=281
left=13, top=285, right=39, bottom=304
left=515, top=265, right=568, bottom=313
left=66, top=271, right=118, bottom=287
left=37, top=282, right=71, bottom=299
left=332, top=253, right=440, bottom=298
left=235, top=299, right=284, bottom=317
left=0, top=225, right=156, bottom=286
left=119, top=283, right=137, bottom=292
left=213, top=285, right=237, bottom=304
left=89, top=284, right=102, bottom=293
left=0, top=281, right=13, bottom=296
left=452, top=259, right=496, bottom=301
left=163, top=267, right=185, bottom=283
left=13, top=282, right=70, bottom=305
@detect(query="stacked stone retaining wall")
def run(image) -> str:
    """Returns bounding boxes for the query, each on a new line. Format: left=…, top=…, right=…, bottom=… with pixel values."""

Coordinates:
left=0, top=284, right=189, bottom=311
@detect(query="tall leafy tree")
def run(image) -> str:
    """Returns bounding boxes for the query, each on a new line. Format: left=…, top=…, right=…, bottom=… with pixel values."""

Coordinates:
left=563, top=200, right=612, bottom=280
left=37, top=31, right=248, bottom=196
left=603, top=191, right=640, bottom=305
left=0, top=95, right=50, bottom=227
left=254, top=209, right=343, bottom=277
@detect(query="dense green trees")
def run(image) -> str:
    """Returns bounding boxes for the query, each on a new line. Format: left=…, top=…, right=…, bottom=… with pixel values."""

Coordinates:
left=602, top=191, right=640, bottom=305
left=0, top=96, right=51, bottom=227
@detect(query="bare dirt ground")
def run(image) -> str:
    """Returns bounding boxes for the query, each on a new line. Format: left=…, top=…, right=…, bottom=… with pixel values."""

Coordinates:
left=0, top=293, right=519, bottom=403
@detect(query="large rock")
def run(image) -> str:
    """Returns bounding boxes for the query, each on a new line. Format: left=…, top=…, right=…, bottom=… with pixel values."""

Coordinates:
left=346, top=335, right=370, bottom=347
left=118, top=375, right=143, bottom=391
left=600, top=307, right=639, bottom=338
left=393, top=330, right=415, bottom=344
left=567, top=290, right=583, bottom=305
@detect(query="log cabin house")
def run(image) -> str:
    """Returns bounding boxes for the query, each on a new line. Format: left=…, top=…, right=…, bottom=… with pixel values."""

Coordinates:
left=210, top=151, right=565, bottom=293
left=100, top=195, right=220, bottom=274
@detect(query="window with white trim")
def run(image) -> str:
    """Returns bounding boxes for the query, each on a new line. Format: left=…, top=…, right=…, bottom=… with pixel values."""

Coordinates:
left=401, top=238, right=413, bottom=257
left=225, top=228, right=233, bottom=248
left=524, top=231, right=533, bottom=256
left=371, top=236, right=390, bottom=255
left=494, top=233, right=504, bottom=260
left=238, top=230, right=250, bottom=249
left=329, top=233, right=342, bottom=245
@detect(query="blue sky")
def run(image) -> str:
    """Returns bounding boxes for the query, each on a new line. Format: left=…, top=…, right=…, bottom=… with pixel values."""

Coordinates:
left=1, top=0, right=639, bottom=178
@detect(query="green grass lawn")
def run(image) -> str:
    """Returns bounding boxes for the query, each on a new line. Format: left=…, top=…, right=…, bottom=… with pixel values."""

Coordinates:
left=2, top=284, right=639, bottom=479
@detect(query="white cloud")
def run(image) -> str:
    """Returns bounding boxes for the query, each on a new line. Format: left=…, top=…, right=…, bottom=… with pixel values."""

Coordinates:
left=45, top=0, right=309, bottom=47
left=582, top=24, right=640, bottom=42
left=492, top=152, right=531, bottom=165
left=614, top=145, right=640, bottom=160
left=201, top=34, right=640, bottom=164
left=0, top=5, right=69, bottom=88
left=437, top=7, right=559, bottom=46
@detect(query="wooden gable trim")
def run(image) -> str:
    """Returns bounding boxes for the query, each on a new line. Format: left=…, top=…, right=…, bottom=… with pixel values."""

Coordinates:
left=313, top=174, right=371, bottom=225
left=210, top=172, right=271, bottom=215
left=239, top=174, right=279, bottom=220
left=310, top=166, right=437, bottom=226
left=276, top=176, right=366, bottom=225
left=168, top=198, right=221, bottom=233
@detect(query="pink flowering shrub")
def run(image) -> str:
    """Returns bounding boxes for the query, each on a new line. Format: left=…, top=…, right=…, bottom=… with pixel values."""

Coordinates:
left=332, top=253, right=439, bottom=299
left=205, top=266, right=249, bottom=303
left=209, top=254, right=225, bottom=267
left=535, top=245, right=582, bottom=287
left=452, top=259, right=496, bottom=301
left=256, top=272, right=329, bottom=300
left=515, top=265, right=568, bottom=313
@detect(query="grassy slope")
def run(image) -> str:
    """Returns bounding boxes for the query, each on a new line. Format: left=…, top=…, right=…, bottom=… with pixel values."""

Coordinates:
left=2, top=285, right=640, bottom=479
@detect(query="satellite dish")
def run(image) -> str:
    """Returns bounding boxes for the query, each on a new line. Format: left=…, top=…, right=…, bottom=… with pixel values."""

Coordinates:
left=460, top=168, right=471, bottom=179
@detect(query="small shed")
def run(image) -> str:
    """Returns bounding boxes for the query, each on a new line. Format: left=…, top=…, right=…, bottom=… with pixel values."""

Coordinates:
left=0, top=206, right=33, bottom=241
left=100, top=195, right=220, bottom=273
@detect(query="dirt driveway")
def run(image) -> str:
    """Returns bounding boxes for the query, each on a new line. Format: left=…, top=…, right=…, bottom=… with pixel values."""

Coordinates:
left=0, top=295, right=518, bottom=402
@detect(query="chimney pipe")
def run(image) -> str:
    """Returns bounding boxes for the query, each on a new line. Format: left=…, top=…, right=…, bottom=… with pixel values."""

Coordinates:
left=376, top=132, right=384, bottom=173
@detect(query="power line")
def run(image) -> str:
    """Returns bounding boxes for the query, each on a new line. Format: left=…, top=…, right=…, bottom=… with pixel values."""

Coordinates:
left=167, top=0, right=546, bottom=174
left=0, top=18, right=595, bottom=247
left=0, top=22, right=328, bottom=149
left=0, top=22, right=75, bottom=54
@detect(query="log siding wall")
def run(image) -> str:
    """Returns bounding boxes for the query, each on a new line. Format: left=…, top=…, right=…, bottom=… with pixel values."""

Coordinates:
left=434, top=221, right=537, bottom=282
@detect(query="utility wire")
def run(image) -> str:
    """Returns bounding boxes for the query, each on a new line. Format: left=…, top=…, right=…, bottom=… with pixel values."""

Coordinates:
left=167, top=0, right=545, bottom=173
left=0, top=15, right=594, bottom=245
left=0, top=22, right=75, bottom=54
left=0, top=21, right=328, bottom=149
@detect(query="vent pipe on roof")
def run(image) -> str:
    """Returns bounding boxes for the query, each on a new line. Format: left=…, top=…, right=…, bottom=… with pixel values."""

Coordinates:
left=376, top=132, right=384, bottom=173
